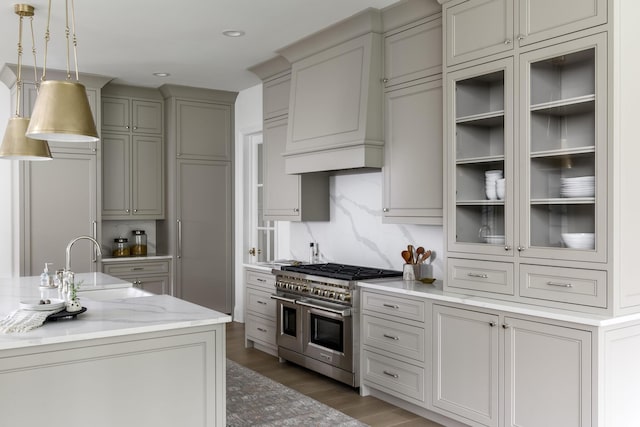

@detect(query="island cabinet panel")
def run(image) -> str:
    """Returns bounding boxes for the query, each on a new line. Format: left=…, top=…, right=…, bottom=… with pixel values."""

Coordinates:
left=0, top=326, right=226, bottom=427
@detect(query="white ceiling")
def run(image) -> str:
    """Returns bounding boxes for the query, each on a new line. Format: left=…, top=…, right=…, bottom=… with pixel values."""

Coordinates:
left=0, top=0, right=400, bottom=92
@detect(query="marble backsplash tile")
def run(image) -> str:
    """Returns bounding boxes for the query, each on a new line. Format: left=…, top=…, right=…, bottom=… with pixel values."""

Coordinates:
left=284, top=170, right=444, bottom=280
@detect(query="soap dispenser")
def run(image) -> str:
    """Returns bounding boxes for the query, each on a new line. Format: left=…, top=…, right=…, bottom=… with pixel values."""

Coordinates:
left=39, top=262, right=53, bottom=288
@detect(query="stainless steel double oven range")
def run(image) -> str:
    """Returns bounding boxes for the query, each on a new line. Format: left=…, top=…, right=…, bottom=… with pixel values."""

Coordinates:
left=271, top=263, right=402, bottom=387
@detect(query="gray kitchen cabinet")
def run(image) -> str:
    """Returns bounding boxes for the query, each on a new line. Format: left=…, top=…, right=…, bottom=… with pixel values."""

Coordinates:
left=248, top=58, right=329, bottom=222
left=21, top=150, right=100, bottom=275
left=158, top=84, right=237, bottom=314
left=102, top=133, right=164, bottom=219
left=443, top=0, right=607, bottom=67
left=431, top=303, right=591, bottom=427
left=444, top=34, right=609, bottom=314
left=102, top=258, right=172, bottom=295
left=244, top=267, right=277, bottom=356
left=383, top=79, right=443, bottom=225
left=101, top=86, right=164, bottom=220
left=263, top=116, right=329, bottom=221
left=360, top=289, right=427, bottom=407
left=175, top=99, right=232, bottom=161
left=382, top=12, right=443, bottom=225
left=383, top=15, right=442, bottom=88
left=102, top=96, right=163, bottom=135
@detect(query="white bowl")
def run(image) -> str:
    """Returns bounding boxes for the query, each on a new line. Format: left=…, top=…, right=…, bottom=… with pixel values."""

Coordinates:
left=561, top=233, right=595, bottom=249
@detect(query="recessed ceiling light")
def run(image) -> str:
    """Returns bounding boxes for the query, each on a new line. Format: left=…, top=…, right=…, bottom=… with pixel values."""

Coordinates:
left=223, top=30, right=245, bottom=37
left=153, top=72, right=170, bottom=77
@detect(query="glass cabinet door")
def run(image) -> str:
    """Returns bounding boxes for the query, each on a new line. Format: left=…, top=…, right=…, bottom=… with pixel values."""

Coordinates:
left=447, top=58, right=514, bottom=256
left=519, top=34, right=607, bottom=262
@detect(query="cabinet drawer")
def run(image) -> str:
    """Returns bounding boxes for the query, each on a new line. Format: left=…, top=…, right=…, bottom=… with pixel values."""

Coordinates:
left=103, top=260, right=170, bottom=276
left=362, top=315, right=425, bottom=362
left=520, top=265, right=607, bottom=308
left=245, top=314, right=276, bottom=347
left=362, top=349, right=425, bottom=405
left=361, top=291, right=425, bottom=323
left=447, top=258, right=514, bottom=295
left=245, top=270, right=275, bottom=290
left=246, top=287, right=276, bottom=319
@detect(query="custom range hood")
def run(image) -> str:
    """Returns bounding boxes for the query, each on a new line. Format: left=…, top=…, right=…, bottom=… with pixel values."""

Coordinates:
left=276, top=8, right=384, bottom=174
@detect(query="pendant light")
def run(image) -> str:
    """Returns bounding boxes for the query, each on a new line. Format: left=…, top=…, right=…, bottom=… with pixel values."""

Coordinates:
left=0, top=4, right=52, bottom=160
left=26, top=0, right=98, bottom=143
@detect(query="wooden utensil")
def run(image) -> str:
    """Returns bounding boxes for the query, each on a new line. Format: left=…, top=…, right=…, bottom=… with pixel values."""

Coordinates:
left=419, top=249, right=432, bottom=264
left=407, top=245, right=415, bottom=264
left=401, top=250, right=412, bottom=264
left=416, top=246, right=425, bottom=261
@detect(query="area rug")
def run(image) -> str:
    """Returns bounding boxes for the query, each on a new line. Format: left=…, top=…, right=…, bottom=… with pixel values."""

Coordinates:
left=226, top=359, right=368, bottom=426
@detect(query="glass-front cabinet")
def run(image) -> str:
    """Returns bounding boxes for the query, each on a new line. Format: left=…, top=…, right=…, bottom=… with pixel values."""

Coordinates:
left=519, top=33, right=607, bottom=263
left=447, top=33, right=606, bottom=264
left=447, top=58, right=514, bottom=256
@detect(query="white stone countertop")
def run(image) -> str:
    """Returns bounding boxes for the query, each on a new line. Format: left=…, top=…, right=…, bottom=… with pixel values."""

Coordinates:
left=0, top=273, right=231, bottom=351
left=358, top=278, right=640, bottom=328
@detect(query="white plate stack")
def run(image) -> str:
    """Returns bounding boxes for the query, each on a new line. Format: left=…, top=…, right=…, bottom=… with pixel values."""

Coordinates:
left=560, top=176, right=595, bottom=198
left=485, top=170, right=503, bottom=200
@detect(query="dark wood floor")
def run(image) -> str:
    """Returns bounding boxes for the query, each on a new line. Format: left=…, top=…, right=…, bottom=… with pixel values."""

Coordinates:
left=226, top=321, right=443, bottom=427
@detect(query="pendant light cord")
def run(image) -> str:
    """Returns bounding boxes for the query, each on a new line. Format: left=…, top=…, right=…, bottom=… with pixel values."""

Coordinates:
left=29, top=15, right=39, bottom=92
left=14, top=14, right=24, bottom=117
left=42, top=0, right=51, bottom=81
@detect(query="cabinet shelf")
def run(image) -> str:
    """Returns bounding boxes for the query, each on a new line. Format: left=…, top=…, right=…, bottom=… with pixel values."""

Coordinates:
left=530, top=197, right=595, bottom=205
left=530, top=146, right=595, bottom=159
left=456, top=110, right=504, bottom=126
left=530, top=95, right=595, bottom=116
left=456, top=200, right=504, bottom=206
left=456, top=154, right=504, bottom=164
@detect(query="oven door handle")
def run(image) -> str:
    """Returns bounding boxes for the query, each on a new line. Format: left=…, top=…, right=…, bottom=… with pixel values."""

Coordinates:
left=270, top=294, right=297, bottom=304
left=295, top=300, right=351, bottom=317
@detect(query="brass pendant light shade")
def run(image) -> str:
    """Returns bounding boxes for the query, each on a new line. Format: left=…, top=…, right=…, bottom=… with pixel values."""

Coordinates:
left=0, top=117, right=52, bottom=160
left=26, top=80, right=98, bottom=142
left=0, top=3, right=52, bottom=161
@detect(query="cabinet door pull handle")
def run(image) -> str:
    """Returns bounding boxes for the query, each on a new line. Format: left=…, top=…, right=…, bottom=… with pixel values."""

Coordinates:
left=383, top=370, right=399, bottom=379
left=257, top=300, right=267, bottom=305
left=383, top=208, right=389, bottom=212
left=257, top=327, right=267, bottom=333
left=489, top=322, right=496, bottom=327
left=381, top=77, right=389, bottom=83
left=547, top=281, right=573, bottom=288
left=383, top=303, right=399, bottom=309
left=517, top=34, right=525, bottom=41
left=132, top=267, right=144, bottom=271
left=383, top=333, right=399, bottom=340
left=504, top=245, right=511, bottom=251
left=177, top=219, right=182, bottom=259
left=502, top=323, right=510, bottom=329
left=257, top=278, right=266, bottom=282
left=293, top=208, right=300, bottom=213
left=504, top=39, right=512, bottom=45
left=467, top=273, right=488, bottom=279
left=517, top=246, right=524, bottom=252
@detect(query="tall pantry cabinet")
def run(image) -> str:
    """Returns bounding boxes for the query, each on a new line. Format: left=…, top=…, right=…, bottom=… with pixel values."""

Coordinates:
left=0, top=65, right=110, bottom=276
left=158, top=85, right=237, bottom=314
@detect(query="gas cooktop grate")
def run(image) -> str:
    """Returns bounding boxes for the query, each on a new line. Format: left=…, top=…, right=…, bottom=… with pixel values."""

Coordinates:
left=280, top=263, right=402, bottom=281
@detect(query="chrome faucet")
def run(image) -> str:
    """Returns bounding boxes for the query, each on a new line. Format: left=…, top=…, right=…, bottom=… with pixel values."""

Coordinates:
left=65, top=235, right=103, bottom=271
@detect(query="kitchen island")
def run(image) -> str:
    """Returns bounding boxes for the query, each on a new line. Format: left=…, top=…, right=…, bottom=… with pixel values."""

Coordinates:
left=0, top=273, right=231, bottom=427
